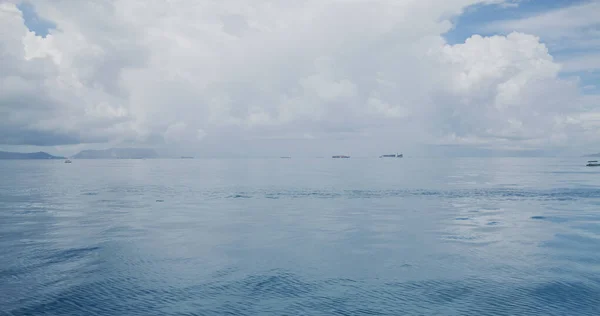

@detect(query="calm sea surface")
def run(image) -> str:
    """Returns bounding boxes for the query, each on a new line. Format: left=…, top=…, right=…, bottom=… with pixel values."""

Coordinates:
left=1, top=158, right=600, bottom=315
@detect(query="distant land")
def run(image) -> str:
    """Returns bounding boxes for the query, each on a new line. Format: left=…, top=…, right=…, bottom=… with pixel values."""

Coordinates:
left=0, top=151, right=65, bottom=160
left=73, top=148, right=159, bottom=159
left=583, top=153, right=600, bottom=158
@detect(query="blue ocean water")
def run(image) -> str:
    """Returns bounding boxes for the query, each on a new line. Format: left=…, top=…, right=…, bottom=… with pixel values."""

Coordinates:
left=1, top=158, right=599, bottom=315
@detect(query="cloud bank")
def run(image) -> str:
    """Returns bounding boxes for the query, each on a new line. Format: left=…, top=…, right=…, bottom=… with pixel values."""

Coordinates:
left=0, top=0, right=597, bottom=156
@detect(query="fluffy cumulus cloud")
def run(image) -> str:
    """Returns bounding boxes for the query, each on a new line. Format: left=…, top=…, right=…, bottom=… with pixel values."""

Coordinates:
left=0, top=0, right=596, bottom=155
left=430, top=33, right=582, bottom=148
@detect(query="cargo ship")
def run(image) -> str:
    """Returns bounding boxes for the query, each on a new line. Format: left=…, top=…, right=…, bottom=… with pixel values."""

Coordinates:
left=332, top=155, right=350, bottom=158
left=379, top=153, right=403, bottom=158
left=587, top=160, right=600, bottom=167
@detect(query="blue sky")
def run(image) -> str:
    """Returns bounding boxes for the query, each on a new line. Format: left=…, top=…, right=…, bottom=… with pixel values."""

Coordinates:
left=17, top=2, right=54, bottom=38
left=446, top=0, right=591, bottom=44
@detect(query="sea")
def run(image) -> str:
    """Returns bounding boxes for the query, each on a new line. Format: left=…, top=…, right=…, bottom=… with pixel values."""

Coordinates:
left=1, top=158, right=599, bottom=315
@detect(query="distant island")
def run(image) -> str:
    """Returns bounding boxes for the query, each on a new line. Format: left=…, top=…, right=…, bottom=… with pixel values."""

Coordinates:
left=0, top=151, right=65, bottom=160
left=73, top=148, right=159, bottom=159
left=583, top=153, right=600, bottom=158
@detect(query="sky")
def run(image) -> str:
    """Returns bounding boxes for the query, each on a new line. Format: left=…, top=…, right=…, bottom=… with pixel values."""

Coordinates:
left=0, top=0, right=599, bottom=157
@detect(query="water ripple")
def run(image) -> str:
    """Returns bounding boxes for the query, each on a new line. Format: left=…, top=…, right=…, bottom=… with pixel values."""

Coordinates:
left=214, top=188, right=600, bottom=201
left=4, top=269, right=599, bottom=315
left=2, top=159, right=600, bottom=315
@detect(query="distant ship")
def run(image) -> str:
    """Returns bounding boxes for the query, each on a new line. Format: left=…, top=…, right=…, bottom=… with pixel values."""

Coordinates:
left=180, top=156, right=194, bottom=159
left=587, top=160, right=600, bottom=167
left=64, top=159, right=72, bottom=163
left=379, top=153, right=403, bottom=158
left=332, top=155, right=350, bottom=158
left=280, top=156, right=291, bottom=159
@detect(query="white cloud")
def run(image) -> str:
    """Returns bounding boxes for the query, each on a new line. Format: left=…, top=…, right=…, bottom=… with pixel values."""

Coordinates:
left=196, top=129, right=207, bottom=141
left=367, top=96, right=409, bottom=118
left=0, top=0, right=597, bottom=155
left=427, top=32, right=582, bottom=147
left=485, top=1, right=600, bottom=82
left=164, top=122, right=188, bottom=144
left=560, top=54, right=600, bottom=73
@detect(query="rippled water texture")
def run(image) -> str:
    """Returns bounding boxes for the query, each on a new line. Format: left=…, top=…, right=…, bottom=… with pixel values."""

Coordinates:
left=1, top=158, right=600, bottom=315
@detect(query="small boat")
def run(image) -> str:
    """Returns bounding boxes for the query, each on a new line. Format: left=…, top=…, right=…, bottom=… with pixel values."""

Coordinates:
left=64, top=159, right=72, bottom=163
left=332, top=155, right=350, bottom=159
left=280, top=156, right=291, bottom=159
left=587, top=160, right=600, bottom=167
left=379, top=153, right=403, bottom=158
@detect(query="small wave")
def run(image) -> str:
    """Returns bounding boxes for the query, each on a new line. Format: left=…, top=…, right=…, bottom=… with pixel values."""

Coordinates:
left=5, top=268, right=600, bottom=315
left=42, top=246, right=101, bottom=265
left=217, top=187, right=600, bottom=202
